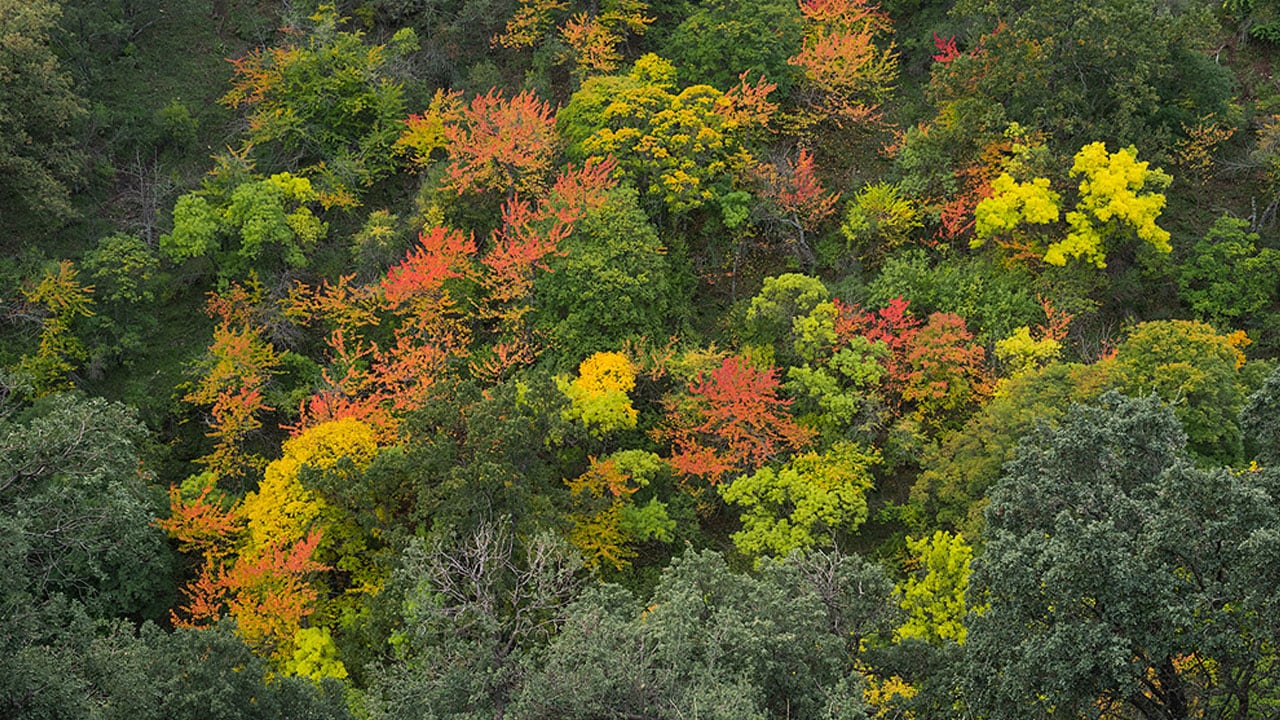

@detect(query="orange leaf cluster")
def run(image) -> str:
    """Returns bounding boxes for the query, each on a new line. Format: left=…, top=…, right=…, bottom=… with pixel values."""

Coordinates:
left=443, top=90, right=560, bottom=196
left=762, top=148, right=841, bottom=231
left=789, top=0, right=897, bottom=130
left=664, top=356, right=815, bottom=487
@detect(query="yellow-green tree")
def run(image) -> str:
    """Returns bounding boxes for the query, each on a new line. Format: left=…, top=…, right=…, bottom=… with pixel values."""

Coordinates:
left=895, top=530, right=973, bottom=645
left=720, top=441, right=879, bottom=558
left=561, top=54, right=773, bottom=222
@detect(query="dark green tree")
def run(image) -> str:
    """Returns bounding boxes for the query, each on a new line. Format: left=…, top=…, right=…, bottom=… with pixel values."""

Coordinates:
left=512, top=548, right=896, bottom=720
left=0, top=392, right=172, bottom=620
left=944, top=0, right=1232, bottom=152
left=967, top=393, right=1280, bottom=720
left=536, top=185, right=677, bottom=358
left=661, top=0, right=803, bottom=93
left=1242, top=363, right=1280, bottom=466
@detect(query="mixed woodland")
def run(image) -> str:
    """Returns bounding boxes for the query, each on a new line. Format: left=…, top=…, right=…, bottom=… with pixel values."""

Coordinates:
left=8, top=0, right=1280, bottom=717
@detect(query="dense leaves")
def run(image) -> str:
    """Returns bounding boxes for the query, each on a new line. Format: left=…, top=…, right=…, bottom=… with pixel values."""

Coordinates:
left=11, top=1, right=1280, bottom=717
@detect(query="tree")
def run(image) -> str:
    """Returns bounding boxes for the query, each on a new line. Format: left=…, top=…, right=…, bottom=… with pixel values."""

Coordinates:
left=495, top=0, right=654, bottom=75
left=161, top=173, right=329, bottom=276
left=973, top=142, right=1173, bottom=268
left=899, top=312, right=991, bottom=433
left=1114, top=320, right=1250, bottom=465
left=509, top=548, right=898, bottom=720
left=83, top=232, right=160, bottom=305
left=558, top=351, right=639, bottom=436
left=1, top=615, right=353, bottom=720
left=14, top=261, right=95, bottom=395
left=662, top=0, right=803, bottom=94
left=182, top=280, right=282, bottom=485
left=720, top=441, right=879, bottom=558
left=1178, top=215, right=1280, bottom=353
left=399, top=88, right=560, bottom=198
left=564, top=450, right=674, bottom=571
left=663, top=355, right=814, bottom=490
left=535, top=185, right=676, bottom=357
left=865, top=249, right=1043, bottom=346
left=967, top=393, right=1280, bottom=720
left=372, top=520, right=584, bottom=720
left=744, top=272, right=831, bottom=360
left=562, top=54, right=774, bottom=223
left=942, top=0, right=1231, bottom=153
left=909, top=360, right=1119, bottom=538
left=787, top=0, right=898, bottom=135
left=840, top=182, right=922, bottom=266
left=167, top=418, right=383, bottom=672
left=221, top=5, right=409, bottom=198
left=895, top=531, right=972, bottom=646
left=0, top=0, right=86, bottom=229
left=0, top=393, right=171, bottom=620
left=1242, top=364, right=1280, bottom=466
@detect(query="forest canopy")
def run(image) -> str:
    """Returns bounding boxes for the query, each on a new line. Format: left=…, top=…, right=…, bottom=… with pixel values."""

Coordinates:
left=4, top=0, right=1280, bottom=717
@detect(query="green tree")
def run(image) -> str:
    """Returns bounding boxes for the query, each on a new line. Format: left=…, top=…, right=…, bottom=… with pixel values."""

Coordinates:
left=910, top=360, right=1119, bottom=537
left=662, top=0, right=803, bottom=93
left=967, top=393, right=1280, bottom=720
left=371, top=520, right=584, bottom=720
left=221, top=5, right=410, bottom=199
left=840, top=182, right=923, bottom=265
left=1242, top=364, right=1280, bottom=466
left=161, top=173, right=328, bottom=276
left=944, top=0, right=1231, bottom=152
left=744, top=272, right=830, bottom=357
left=83, top=233, right=160, bottom=305
left=0, top=0, right=86, bottom=230
left=1178, top=215, right=1280, bottom=352
left=866, top=249, right=1041, bottom=347
left=1, top=614, right=353, bottom=720
left=895, top=531, right=972, bottom=645
left=536, top=185, right=676, bottom=356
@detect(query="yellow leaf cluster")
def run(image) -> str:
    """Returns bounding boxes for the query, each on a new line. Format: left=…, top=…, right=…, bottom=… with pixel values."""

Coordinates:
left=973, top=174, right=1059, bottom=241
left=577, top=350, right=637, bottom=395
left=559, top=351, right=639, bottom=435
left=1050, top=142, right=1171, bottom=267
left=994, top=325, right=1061, bottom=379
left=242, top=418, right=379, bottom=550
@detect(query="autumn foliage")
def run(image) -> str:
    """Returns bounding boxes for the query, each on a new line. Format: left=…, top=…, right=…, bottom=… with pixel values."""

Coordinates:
left=183, top=280, right=281, bottom=483
left=834, top=298, right=992, bottom=430
left=664, top=355, right=815, bottom=488
left=789, top=0, right=898, bottom=130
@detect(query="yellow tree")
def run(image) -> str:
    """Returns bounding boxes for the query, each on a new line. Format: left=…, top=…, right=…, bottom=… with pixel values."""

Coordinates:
left=973, top=141, right=1172, bottom=268
left=558, top=350, right=639, bottom=436
left=16, top=260, right=94, bottom=394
